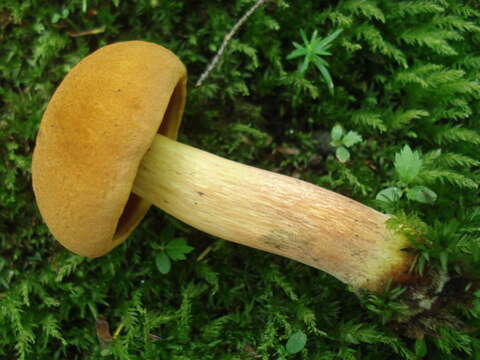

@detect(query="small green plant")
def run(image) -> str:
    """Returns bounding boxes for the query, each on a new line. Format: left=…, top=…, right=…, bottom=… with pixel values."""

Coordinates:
left=287, top=28, right=343, bottom=94
left=376, top=145, right=437, bottom=204
left=153, top=225, right=194, bottom=274
left=362, top=285, right=410, bottom=325
left=51, top=8, right=70, bottom=23
left=329, top=124, right=363, bottom=162
left=275, top=331, right=307, bottom=359
left=415, top=338, right=428, bottom=358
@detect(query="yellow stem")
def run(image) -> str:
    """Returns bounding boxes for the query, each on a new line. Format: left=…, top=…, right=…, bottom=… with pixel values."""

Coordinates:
left=133, top=135, right=413, bottom=291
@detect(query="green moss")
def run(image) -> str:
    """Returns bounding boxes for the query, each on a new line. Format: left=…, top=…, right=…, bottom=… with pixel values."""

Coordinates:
left=1, top=0, right=480, bottom=358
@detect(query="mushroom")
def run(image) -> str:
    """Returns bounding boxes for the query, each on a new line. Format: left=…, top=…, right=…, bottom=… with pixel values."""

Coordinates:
left=32, top=41, right=414, bottom=292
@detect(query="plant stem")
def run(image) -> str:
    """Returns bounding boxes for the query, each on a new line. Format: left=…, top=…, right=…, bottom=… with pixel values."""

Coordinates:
left=133, top=134, right=414, bottom=291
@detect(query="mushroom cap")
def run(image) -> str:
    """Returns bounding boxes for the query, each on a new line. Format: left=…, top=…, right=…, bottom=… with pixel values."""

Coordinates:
left=32, top=41, right=187, bottom=257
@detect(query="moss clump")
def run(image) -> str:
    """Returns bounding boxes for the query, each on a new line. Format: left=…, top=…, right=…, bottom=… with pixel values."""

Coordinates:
left=1, top=0, right=480, bottom=359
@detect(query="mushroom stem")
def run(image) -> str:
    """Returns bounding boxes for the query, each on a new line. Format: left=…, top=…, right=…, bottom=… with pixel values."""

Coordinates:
left=133, top=134, right=414, bottom=291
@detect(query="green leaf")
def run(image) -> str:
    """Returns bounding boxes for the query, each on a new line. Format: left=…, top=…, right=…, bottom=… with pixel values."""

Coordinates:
left=299, top=56, right=310, bottom=73
left=415, top=339, right=428, bottom=357
left=394, top=145, right=422, bottom=184
left=310, top=30, right=318, bottom=44
left=313, top=56, right=330, bottom=68
left=101, top=348, right=112, bottom=356
left=286, top=331, right=307, bottom=354
left=166, top=238, right=194, bottom=261
left=439, top=251, right=448, bottom=273
left=316, top=29, right=343, bottom=50
left=376, top=187, right=403, bottom=202
left=336, top=146, right=350, bottom=162
left=155, top=252, right=171, bottom=274
left=342, top=131, right=363, bottom=147
left=406, top=186, right=437, bottom=204
left=51, top=13, right=61, bottom=23
left=313, top=57, right=334, bottom=93
left=300, top=29, right=309, bottom=45
left=287, top=46, right=306, bottom=60
left=331, top=124, right=344, bottom=142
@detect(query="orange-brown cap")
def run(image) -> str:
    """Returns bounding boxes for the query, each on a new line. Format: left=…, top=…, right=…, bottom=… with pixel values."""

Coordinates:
left=32, top=41, right=187, bottom=257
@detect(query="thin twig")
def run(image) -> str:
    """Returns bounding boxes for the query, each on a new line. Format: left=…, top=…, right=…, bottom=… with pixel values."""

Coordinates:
left=195, top=0, right=272, bottom=87
left=112, top=323, right=125, bottom=340
left=196, top=244, right=213, bottom=262
left=67, top=26, right=106, bottom=37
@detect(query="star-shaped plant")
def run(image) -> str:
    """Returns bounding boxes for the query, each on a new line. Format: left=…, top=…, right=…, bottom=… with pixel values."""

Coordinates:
left=287, top=28, right=343, bottom=94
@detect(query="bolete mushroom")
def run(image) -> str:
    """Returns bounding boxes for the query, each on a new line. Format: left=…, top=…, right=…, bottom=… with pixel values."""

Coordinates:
left=32, top=41, right=414, bottom=292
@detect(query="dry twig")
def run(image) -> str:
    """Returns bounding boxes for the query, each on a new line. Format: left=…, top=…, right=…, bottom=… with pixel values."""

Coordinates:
left=195, top=0, right=272, bottom=87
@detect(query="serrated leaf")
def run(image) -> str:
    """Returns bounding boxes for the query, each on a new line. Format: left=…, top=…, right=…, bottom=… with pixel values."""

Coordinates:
left=331, top=124, right=344, bottom=142
left=155, top=252, right=171, bottom=274
left=342, top=131, right=363, bottom=147
left=166, top=238, right=194, bottom=261
left=394, top=145, right=422, bottom=184
left=336, top=146, right=350, bottom=162
left=406, top=186, right=437, bottom=204
left=376, top=187, right=403, bottom=202
left=286, top=331, right=307, bottom=354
